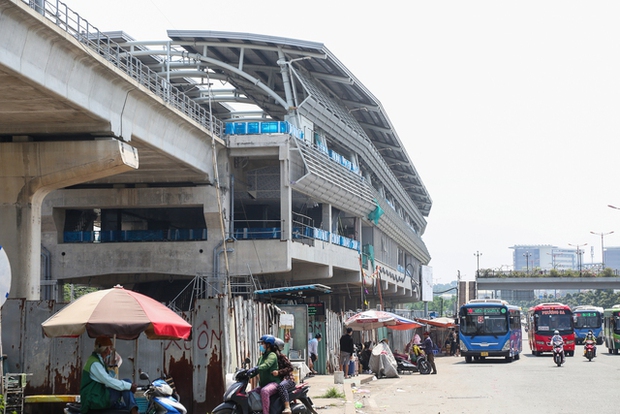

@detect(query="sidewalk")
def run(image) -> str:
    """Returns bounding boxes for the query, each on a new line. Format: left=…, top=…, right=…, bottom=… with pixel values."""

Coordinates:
left=303, top=373, right=375, bottom=414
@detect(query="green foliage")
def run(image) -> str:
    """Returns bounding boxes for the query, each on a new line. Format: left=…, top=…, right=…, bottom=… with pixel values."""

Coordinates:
left=0, top=394, right=5, bottom=412
left=318, top=387, right=345, bottom=399
left=477, top=268, right=618, bottom=278
left=63, top=284, right=98, bottom=302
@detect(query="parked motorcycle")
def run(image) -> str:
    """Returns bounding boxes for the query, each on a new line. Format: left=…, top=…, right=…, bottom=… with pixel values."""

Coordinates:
left=392, top=352, right=432, bottom=375
left=140, top=371, right=187, bottom=414
left=213, top=359, right=318, bottom=414
left=551, top=343, right=565, bottom=367
left=583, top=340, right=596, bottom=362
left=65, top=371, right=186, bottom=414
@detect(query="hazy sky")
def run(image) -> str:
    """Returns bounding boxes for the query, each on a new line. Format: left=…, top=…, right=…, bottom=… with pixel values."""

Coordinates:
left=62, top=1, right=620, bottom=283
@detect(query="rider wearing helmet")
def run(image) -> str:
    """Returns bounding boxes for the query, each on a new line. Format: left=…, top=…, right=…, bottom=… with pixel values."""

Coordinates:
left=248, top=334, right=281, bottom=414
left=550, top=329, right=565, bottom=363
left=583, top=329, right=597, bottom=357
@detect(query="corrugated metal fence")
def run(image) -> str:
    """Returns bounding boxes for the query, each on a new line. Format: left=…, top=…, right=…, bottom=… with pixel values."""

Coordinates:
left=1, top=297, right=344, bottom=414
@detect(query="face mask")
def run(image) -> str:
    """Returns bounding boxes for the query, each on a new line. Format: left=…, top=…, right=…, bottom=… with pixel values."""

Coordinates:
left=259, top=345, right=266, bottom=353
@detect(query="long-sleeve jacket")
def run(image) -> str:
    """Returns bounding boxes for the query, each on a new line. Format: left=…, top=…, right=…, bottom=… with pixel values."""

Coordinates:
left=252, top=351, right=280, bottom=387
left=276, top=352, right=295, bottom=382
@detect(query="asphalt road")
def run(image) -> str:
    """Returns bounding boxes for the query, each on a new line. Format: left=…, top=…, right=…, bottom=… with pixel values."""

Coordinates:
left=348, top=337, right=619, bottom=414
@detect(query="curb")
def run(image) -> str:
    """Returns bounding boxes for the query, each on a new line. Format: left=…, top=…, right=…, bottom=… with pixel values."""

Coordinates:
left=344, top=375, right=374, bottom=414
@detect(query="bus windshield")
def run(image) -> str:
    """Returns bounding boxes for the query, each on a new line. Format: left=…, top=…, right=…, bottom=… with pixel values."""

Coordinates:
left=574, top=311, right=602, bottom=329
left=460, top=306, right=508, bottom=336
left=534, top=310, right=572, bottom=334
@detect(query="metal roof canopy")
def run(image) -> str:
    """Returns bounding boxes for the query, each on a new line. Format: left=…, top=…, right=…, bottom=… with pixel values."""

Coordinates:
left=254, top=284, right=332, bottom=299
left=164, top=30, right=431, bottom=216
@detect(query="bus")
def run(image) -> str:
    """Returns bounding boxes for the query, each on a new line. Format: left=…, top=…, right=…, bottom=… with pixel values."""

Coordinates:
left=573, top=305, right=603, bottom=345
left=527, top=302, right=575, bottom=356
left=458, top=299, right=522, bottom=363
left=602, top=305, right=620, bottom=354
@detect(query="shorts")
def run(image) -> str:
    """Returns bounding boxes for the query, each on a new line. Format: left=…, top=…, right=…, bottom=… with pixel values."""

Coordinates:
left=310, top=353, right=317, bottom=362
left=340, top=351, right=352, bottom=365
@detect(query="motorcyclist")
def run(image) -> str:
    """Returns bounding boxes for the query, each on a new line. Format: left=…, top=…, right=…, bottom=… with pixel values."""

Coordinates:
left=583, top=329, right=597, bottom=357
left=247, top=334, right=281, bottom=414
left=550, top=330, right=565, bottom=363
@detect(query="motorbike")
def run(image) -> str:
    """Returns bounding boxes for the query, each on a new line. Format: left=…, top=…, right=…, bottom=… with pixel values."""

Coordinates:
left=139, top=371, right=187, bottom=414
left=583, top=340, right=596, bottom=362
left=64, top=371, right=186, bottom=414
left=213, top=359, right=318, bottom=414
left=551, top=342, right=565, bottom=367
left=392, top=351, right=432, bottom=375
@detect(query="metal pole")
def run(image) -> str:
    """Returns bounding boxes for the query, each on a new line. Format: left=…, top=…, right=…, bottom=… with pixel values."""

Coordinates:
left=590, top=231, right=614, bottom=269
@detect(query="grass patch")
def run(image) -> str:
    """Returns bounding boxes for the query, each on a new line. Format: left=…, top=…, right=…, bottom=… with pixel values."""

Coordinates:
left=318, top=387, right=345, bottom=399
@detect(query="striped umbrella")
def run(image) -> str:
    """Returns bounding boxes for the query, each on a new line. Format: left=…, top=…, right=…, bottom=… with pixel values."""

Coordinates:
left=41, top=285, right=191, bottom=340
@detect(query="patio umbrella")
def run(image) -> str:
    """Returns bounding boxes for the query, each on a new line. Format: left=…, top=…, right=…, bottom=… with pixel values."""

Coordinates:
left=345, top=310, right=423, bottom=331
left=41, top=285, right=191, bottom=340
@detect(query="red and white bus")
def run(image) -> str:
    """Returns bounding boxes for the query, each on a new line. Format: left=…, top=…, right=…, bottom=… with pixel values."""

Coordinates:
left=527, top=302, right=575, bottom=356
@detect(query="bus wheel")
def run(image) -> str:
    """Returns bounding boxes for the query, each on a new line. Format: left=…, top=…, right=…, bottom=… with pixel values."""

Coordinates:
left=615, top=349, right=619, bottom=355
left=514, top=353, right=520, bottom=360
left=465, top=356, right=472, bottom=363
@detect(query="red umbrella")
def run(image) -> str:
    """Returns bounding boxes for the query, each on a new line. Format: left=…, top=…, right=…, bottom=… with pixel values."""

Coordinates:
left=41, top=285, right=191, bottom=340
left=344, top=310, right=423, bottom=331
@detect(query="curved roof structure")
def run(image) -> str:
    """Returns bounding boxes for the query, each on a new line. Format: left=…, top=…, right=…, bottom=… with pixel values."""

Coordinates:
left=160, top=30, right=432, bottom=216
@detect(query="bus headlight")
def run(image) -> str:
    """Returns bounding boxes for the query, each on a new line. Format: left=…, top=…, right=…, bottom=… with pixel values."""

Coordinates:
left=502, top=340, right=511, bottom=351
left=460, top=342, right=468, bottom=352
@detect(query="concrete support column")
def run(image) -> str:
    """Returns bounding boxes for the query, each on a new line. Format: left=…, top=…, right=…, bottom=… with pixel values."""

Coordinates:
left=321, top=203, right=332, bottom=235
left=0, top=139, right=138, bottom=299
left=280, top=143, right=292, bottom=240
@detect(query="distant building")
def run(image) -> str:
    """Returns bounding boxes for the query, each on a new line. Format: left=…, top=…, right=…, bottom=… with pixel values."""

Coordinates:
left=604, top=247, right=620, bottom=272
left=510, top=245, right=577, bottom=272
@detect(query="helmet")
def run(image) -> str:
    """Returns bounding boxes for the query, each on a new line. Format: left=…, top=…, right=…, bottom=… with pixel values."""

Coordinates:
left=274, top=337, right=285, bottom=351
left=554, top=330, right=559, bottom=335
left=259, top=334, right=276, bottom=346
left=588, top=330, right=593, bottom=335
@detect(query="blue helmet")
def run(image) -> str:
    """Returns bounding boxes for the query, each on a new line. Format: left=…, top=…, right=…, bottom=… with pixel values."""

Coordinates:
left=259, top=334, right=276, bottom=346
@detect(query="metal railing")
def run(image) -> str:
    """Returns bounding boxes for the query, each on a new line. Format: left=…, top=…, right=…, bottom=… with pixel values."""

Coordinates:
left=23, top=0, right=224, bottom=138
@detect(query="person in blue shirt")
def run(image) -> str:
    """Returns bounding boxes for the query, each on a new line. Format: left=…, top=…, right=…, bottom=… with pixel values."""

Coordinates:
left=308, top=333, right=322, bottom=375
left=421, top=332, right=437, bottom=374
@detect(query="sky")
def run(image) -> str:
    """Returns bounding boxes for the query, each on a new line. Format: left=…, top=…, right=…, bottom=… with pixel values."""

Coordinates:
left=62, top=1, right=620, bottom=284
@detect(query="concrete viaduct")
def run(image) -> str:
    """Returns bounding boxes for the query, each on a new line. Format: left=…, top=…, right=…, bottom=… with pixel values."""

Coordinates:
left=0, top=0, right=224, bottom=299
left=477, top=277, right=620, bottom=291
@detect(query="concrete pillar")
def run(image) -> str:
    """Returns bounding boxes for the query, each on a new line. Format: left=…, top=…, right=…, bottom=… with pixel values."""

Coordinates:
left=0, top=139, right=138, bottom=299
left=280, top=142, right=292, bottom=240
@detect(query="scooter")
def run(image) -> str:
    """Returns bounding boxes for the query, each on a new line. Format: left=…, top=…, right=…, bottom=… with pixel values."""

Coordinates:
left=583, top=340, right=596, bottom=362
left=393, top=352, right=431, bottom=375
left=140, top=371, right=187, bottom=414
left=551, top=342, right=565, bottom=367
left=213, top=360, right=318, bottom=414
left=65, top=371, right=186, bottom=414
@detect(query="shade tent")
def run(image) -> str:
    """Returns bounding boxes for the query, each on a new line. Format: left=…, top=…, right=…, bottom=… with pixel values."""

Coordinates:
left=416, top=317, right=457, bottom=329
left=344, top=310, right=423, bottom=331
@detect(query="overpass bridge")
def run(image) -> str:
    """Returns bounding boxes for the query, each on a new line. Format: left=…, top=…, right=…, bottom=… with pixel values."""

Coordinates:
left=476, top=276, right=620, bottom=291
left=0, top=0, right=224, bottom=299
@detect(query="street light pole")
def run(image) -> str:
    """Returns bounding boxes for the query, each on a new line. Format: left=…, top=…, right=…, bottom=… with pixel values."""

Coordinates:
left=568, top=243, right=587, bottom=276
left=523, top=251, right=532, bottom=274
left=474, top=251, right=482, bottom=277
left=590, top=231, right=614, bottom=269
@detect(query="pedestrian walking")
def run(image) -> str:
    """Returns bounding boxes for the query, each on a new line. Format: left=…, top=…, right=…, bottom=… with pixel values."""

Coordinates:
left=422, top=331, right=437, bottom=374
left=308, top=333, right=322, bottom=375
